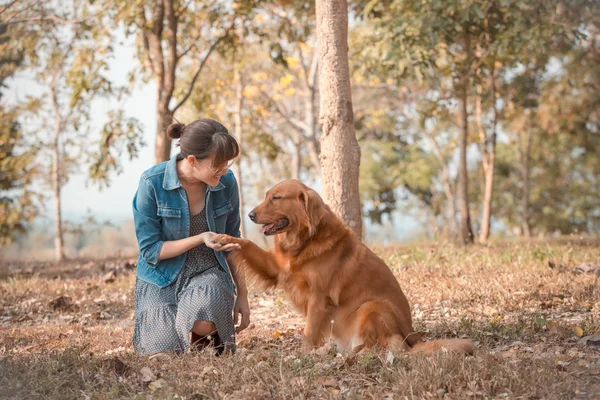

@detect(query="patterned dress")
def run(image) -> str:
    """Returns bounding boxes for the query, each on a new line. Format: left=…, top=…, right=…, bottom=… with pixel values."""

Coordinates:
left=132, top=207, right=236, bottom=354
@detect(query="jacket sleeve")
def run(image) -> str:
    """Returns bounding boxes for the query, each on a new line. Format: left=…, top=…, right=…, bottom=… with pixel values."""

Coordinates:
left=132, top=176, right=164, bottom=266
left=225, top=172, right=242, bottom=239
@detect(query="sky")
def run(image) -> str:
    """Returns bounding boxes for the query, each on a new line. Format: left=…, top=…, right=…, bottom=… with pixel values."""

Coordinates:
left=6, top=36, right=157, bottom=223
left=5, top=34, right=425, bottom=243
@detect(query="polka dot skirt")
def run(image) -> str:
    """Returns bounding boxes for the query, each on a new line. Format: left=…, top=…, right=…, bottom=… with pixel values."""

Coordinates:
left=133, top=207, right=236, bottom=355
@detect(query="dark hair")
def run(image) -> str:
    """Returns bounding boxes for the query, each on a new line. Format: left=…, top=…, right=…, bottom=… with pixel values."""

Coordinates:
left=167, top=118, right=239, bottom=166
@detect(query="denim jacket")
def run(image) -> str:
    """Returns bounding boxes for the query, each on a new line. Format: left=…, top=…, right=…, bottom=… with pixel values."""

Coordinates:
left=132, top=154, right=241, bottom=291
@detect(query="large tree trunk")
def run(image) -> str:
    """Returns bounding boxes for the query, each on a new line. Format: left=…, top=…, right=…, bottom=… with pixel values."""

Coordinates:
left=458, top=37, right=474, bottom=244
left=233, top=65, right=246, bottom=237
left=50, top=83, right=65, bottom=263
left=477, top=66, right=498, bottom=243
left=316, top=0, right=362, bottom=238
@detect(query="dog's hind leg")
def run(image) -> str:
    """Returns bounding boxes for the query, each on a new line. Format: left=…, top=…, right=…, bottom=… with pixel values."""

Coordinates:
left=354, top=301, right=397, bottom=350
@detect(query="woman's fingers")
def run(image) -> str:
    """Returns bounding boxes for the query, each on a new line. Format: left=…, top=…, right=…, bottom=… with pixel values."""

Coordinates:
left=220, top=243, right=241, bottom=251
left=205, top=239, right=240, bottom=252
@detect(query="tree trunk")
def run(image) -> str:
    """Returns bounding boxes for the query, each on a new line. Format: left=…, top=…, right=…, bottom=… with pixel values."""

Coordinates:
left=155, top=102, right=172, bottom=164
left=458, top=45, right=474, bottom=244
left=233, top=65, right=246, bottom=237
left=291, top=137, right=302, bottom=181
left=424, top=133, right=458, bottom=237
left=477, top=66, right=498, bottom=243
left=50, top=83, right=65, bottom=263
left=521, top=125, right=533, bottom=238
left=52, top=137, right=65, bottom=263
left=305, top=54, right=321, bottom=173
left=316, top=0, right=362, bottom=238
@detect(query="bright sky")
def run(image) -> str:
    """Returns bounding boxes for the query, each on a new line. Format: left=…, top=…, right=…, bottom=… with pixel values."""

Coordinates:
left=7, top=37, right=157, bottom=223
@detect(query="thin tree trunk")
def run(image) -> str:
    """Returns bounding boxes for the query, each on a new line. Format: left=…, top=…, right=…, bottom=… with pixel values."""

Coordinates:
left=424, top=133, right=458, bottom=237
left=233, top=64, right=246, bottom=237
left=155, top=101, right=172, bottom=163
left=521, top=123, right=533, bottom=238
left=477, top=66, right=498, bottom=243
left=50, top=83, right=65, bottom=263
left=458, top=36, right=474, bottom=244
left=291, top=138, right=302, bottom=180
left=459, top=89, right=474, bottom=244
left=316, top=0, right=362, bottom=238
left=305, top=53, right=321, bottom=173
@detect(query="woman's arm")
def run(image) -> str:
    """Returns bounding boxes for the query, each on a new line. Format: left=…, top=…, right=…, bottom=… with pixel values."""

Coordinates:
left=159, top=232, right=241, bottom=261
left=229, top=257, right=248, bottom=296
left=223, top=172, right=250, bottom=332
left=133, top=176, right=240, bottom=264
left=158, top=234, right=206, bottom=261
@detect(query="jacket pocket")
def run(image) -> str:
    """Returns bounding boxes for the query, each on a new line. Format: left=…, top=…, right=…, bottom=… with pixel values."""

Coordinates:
left=157, top=207, right=182, bottom=238
left=213, top=202, right=232, bottom=233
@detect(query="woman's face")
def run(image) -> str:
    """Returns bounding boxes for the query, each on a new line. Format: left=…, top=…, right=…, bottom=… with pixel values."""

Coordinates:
left=187, top=154, right=234, bottom=187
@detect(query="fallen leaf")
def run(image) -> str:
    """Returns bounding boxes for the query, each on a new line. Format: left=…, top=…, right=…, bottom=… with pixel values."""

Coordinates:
left=290, top=377, right=305, bottom=386
left=317, top=377, right=338, bottom=388
left=548, top=261, right=569, bottom=270
left=587, top=367, right=600, bottom=376
left=49, top=296, right=76, bottom=311
left=578, top=335, right=600, bottom=347
left=574, top=326, right=584, bottom=337
left=148, top=378, right=167, bottom=392
left=102, top=270, right=117, bottom=284
left=574, top=263, right=600, bottom=274
left=385, top=350, right=395, bottom=365
left=140, top=366, right=156, bottom=382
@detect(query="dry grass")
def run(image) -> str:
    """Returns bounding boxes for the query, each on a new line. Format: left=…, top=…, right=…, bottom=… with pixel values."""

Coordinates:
left=1, top=240, right=599, bottom=399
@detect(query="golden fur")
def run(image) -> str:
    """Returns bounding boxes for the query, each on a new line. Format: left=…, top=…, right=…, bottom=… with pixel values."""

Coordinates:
left=214, top=180, right=473, bottom=355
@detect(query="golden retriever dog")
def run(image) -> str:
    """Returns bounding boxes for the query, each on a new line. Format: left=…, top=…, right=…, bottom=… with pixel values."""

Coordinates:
left=214, top=180, right=473, bottom=355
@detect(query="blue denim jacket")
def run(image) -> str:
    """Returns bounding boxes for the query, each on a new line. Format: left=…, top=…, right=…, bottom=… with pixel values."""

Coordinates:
left=132, top=154, right=241, bottom=291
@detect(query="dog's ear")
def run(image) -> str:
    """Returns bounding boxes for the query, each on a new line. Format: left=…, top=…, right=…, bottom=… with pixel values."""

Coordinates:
left=299, top=189, right=325, bottom=237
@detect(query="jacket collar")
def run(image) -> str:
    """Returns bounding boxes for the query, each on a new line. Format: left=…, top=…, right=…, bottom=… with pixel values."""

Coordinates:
left=163, top=154, right=226, bottom=192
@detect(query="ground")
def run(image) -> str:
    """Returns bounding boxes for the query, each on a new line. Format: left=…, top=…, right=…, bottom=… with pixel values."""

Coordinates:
left=1, top=239, right=599, bottom=399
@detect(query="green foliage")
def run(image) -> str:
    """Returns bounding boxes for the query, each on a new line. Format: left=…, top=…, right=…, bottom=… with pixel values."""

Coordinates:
left=0, top=108, right=40, bottom=245
left=351, top=0, right=599, bottom=236
left=89, top=110, right=146, bottom=189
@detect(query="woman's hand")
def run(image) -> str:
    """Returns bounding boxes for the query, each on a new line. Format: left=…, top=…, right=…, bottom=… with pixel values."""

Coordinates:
left=201, top=232, right=241, bottom=252
left=233, top=293, right=251, bottom=333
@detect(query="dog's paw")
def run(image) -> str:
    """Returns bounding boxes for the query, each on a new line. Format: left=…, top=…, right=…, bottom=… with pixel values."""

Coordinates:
left=211, top=234, right=240, bottom=245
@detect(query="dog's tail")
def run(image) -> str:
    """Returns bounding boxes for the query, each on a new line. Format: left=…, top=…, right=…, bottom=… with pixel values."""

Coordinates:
left=407, top=338, right=474, bottom=355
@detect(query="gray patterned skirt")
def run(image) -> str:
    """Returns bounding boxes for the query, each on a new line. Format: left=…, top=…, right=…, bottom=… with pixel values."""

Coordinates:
left=132, top=208, right=236, bottom=355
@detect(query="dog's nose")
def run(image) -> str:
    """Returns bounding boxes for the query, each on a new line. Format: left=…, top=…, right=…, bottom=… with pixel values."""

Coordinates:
left=248, top=210, right=257, bottom=221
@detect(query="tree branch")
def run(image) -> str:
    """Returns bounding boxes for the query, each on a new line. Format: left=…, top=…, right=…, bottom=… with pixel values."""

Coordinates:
left=137, top=6, right=157, bottom=75
left=5, top=1, right=113, bottom=25
left=259, top=88, right=309, bottom=133
left=171, top=22, right=234, bottom=113
left=163, top=0, right=178, bottom=100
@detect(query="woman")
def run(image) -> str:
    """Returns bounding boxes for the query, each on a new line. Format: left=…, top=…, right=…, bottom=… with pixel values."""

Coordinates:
left=132, top=118, right=250, bottom=356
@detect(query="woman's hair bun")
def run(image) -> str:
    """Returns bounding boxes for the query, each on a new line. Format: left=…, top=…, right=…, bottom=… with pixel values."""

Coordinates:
left=167, top=122, right=185, bottom=139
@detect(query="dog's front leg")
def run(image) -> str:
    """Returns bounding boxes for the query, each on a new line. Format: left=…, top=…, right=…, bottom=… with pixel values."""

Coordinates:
left=213, top=234, right=281, bottom=287
left=302, top=295, right=334, bottom=352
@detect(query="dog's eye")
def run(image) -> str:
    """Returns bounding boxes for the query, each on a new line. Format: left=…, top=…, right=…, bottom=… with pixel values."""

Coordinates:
left=272, top=195, right=282, bottom=201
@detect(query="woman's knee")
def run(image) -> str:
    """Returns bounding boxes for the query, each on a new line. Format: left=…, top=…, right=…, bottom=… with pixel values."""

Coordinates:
left=192, top=320, right=216, bottom=336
